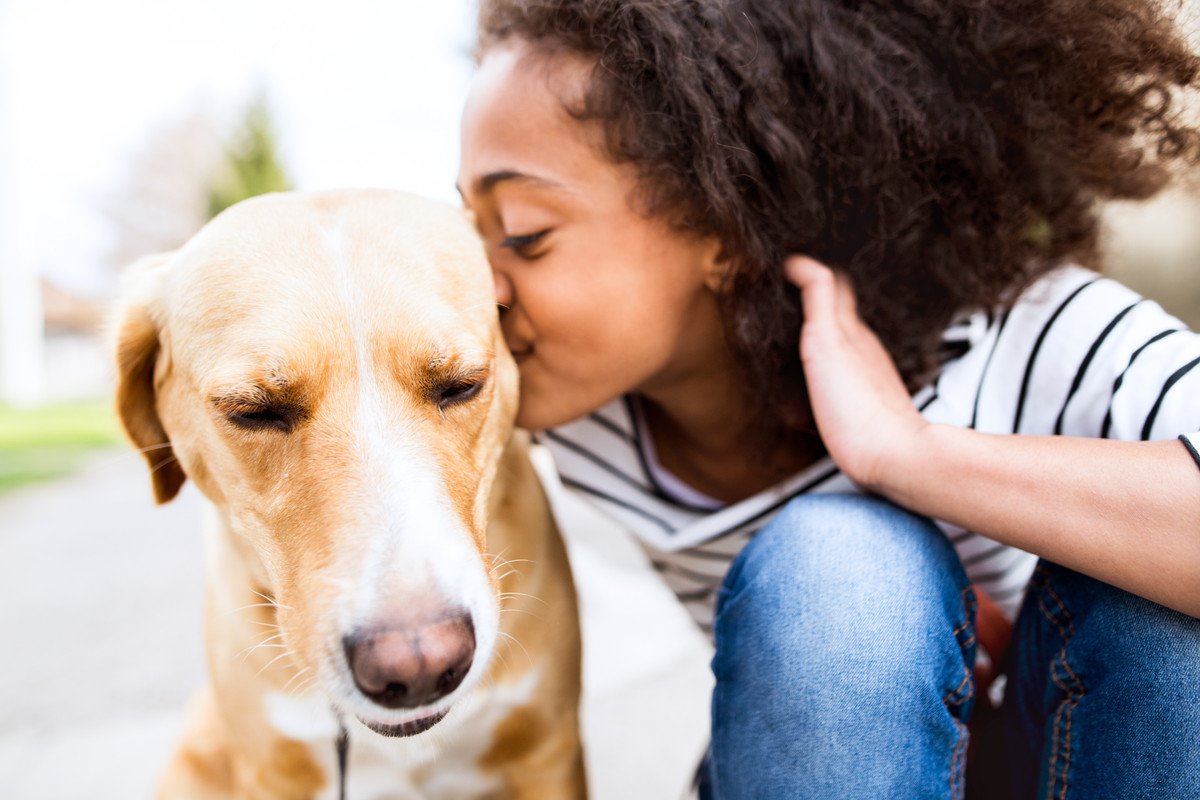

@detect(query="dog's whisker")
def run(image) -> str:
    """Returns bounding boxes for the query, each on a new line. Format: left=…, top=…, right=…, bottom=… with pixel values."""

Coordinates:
left=282, top=666, right=313, bottom=695
left=131, top=441, right=176, bottom=455
left=490, top=565, right=525, bottom=580
left=490, top=648, right=511, bottom=671
left=497, top=630, right=533, bottom=666
left=497, top=588, right=548, bottom=620
left=487, top=556, right=535, bottom=573
left=234, top=630, right=290, bottom=663
left=283, top=666, right=310, bottom=687
left=483, top=547, right=514, bottom=569
left=498, top=606, right=546, bottom=623
left=235, top=645, right=289, bottom=668
left=236, top=641, right=289, bottom=664
left=251, top=589, right=293, bottom=611
left=222, top=602, right=284, bottom=619
left=497, top=590, right=548, bottom=607
left=255, top=649, right=296, bottom=677
left=485, top=552, right=536, bottom=567
left=149, top=455, right=179, bottom=476
left=462, top=300, right=506, bottom=315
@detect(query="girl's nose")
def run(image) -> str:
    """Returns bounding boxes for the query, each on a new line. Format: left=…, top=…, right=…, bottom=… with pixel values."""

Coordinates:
left=493, top=268, right=514, bottom=310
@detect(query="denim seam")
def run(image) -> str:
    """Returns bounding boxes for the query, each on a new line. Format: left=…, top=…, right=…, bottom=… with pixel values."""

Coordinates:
left=1036, top=574, right=1085, bottom=800
left=950, top=721, right=966, bottom=800
left=943, top=669, right=974, bottom=705
left=943, top=588, right=978, bottom=708
left=945, top=586, right=976, bottom=800
left=1045, top=582, right=1085, bottom=800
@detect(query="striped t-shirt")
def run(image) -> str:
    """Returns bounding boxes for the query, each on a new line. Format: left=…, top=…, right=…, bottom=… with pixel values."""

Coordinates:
left=539, top=265, right=1200, bottom=631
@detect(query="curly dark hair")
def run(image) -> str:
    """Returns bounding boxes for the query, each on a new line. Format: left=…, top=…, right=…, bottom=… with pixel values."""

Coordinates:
left=476, top=0, right=1200, bottom=443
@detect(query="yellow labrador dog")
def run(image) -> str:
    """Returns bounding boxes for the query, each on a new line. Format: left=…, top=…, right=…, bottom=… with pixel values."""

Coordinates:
left=114, top=190, right=585, bottom=799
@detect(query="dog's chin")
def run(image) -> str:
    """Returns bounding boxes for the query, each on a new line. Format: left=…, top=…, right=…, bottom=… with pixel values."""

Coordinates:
left=359, top=709, right=449, bottom=738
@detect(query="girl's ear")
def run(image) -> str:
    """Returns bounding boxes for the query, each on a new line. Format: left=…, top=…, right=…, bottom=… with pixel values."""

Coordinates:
left=111, top=252, right=186, bottom=504
left=700, top=238, right=732, bottom=293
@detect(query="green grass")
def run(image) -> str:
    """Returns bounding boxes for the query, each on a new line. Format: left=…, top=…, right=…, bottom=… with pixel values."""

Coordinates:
left=0, top=400, right=123, bottom=492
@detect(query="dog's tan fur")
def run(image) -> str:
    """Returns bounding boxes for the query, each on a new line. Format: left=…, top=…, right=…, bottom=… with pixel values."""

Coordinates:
left=114, top=190, right=585, bottom=799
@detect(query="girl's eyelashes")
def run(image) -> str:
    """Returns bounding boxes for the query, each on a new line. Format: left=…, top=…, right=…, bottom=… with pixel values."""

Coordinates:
left=501, top=229, right=550, bottom=259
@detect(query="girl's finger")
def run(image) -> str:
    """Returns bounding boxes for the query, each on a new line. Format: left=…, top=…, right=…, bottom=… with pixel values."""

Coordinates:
left=831, top=269, right=860, bottom=326
left=784, top=256, right=838, bottom=331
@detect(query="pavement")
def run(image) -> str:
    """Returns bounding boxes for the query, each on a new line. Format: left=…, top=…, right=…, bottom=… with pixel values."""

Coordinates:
left=0, top=446, right=713, bottom=799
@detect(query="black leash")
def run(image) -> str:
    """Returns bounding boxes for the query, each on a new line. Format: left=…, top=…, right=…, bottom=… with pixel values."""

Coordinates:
left=336, top=720, right=350, bottom=800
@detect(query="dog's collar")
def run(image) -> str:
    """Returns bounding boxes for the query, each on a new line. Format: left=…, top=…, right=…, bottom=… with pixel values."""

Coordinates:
left=336, top=721, right=350, bottom=800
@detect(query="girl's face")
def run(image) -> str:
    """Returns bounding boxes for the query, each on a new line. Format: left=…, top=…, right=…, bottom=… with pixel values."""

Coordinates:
left=458, top=40, right=729, bottom=430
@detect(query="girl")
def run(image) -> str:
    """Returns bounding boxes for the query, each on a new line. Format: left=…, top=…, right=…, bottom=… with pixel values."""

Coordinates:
left=457, top=1, right=1200, bottom=796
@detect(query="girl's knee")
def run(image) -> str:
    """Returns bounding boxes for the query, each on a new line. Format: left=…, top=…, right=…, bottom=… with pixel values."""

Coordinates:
left=722, top=493, right=968, bottom=616
left=713, top=493, right=972, bottom=682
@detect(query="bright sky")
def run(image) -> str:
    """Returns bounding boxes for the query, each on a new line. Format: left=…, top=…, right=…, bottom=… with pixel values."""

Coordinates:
left=0, top=0, right=476, bottom=295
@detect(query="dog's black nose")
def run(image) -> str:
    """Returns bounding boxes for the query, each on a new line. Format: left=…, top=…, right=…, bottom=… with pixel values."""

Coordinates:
left=344, top=612, right=475, bottom=710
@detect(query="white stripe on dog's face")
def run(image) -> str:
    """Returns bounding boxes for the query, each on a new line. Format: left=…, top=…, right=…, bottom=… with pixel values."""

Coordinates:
left=321, top=222, right=499, bottom=725
left=316, top=220, right=499, bottom=724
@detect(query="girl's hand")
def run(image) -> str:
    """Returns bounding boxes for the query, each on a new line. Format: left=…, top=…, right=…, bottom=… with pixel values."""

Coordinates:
left=785, top=258, right=1200, bottom=620
left=784, top=256, right=929, bottom=493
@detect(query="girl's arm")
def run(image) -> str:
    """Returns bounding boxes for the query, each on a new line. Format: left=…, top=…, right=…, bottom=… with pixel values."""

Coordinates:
left=785, top=257, right=1200, bottom=618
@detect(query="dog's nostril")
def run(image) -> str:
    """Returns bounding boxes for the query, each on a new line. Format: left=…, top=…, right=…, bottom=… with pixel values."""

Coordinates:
left=344, top=611, right=476, bottom=710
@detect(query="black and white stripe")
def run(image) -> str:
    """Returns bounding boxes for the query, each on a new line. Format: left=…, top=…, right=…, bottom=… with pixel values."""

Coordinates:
left=540, top=265, right=1200, bottom=629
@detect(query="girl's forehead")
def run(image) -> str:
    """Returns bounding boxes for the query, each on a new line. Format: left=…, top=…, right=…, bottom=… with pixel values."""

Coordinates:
left=460, top=42, right=613, bottom=196
left=473, top=39, right=592, bottom=104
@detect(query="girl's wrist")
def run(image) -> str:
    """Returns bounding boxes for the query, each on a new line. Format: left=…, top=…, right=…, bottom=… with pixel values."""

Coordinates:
left=862, top=418, right=945, bottom=502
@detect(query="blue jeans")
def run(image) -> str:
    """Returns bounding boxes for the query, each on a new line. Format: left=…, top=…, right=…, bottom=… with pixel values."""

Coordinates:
left=699, top=493, right=1200, bottom=799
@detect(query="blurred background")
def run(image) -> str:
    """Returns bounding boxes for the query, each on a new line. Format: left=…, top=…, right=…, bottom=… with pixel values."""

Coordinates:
left=0, top=2, right=714, bottom=797
left=0, top=0, right=1198, bottom=797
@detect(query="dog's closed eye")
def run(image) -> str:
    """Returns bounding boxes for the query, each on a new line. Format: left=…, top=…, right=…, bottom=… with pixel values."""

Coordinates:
left=436, top=378, right=486, bottom=410
left=421, top=355, right=490, bottom=412
left=212, top=388, right=306, bottom=434
left=226, top=405, right=297, bottom=433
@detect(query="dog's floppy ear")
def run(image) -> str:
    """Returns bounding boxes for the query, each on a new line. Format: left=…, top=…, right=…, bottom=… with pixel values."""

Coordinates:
left=113, top=252, right=186, bottom=504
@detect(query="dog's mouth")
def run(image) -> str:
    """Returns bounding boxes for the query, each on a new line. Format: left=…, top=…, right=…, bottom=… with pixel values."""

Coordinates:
left=358, top=709, right=449, bottom=738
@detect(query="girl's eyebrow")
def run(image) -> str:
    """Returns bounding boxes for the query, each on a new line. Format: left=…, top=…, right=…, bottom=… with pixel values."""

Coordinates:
left=462, top=170, right=566, bottom=196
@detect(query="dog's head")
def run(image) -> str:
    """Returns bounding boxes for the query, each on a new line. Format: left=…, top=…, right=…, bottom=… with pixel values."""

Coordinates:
left=114, top=190, right=520, bottom=736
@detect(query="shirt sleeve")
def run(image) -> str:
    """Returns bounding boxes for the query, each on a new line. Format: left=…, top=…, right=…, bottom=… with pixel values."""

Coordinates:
left=965, top=265, right=1200, bottom=445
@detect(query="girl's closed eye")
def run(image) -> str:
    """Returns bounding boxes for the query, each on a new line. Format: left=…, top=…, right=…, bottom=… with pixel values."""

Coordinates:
left=501, top=229, right=551, bottom=259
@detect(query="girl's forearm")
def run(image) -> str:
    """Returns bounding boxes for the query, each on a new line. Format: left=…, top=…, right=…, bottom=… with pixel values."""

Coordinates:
left=877, top=426, right=1200, bottom=617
